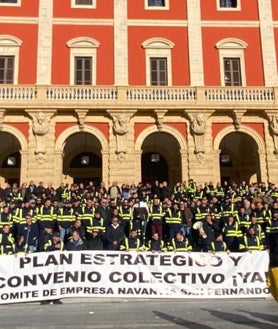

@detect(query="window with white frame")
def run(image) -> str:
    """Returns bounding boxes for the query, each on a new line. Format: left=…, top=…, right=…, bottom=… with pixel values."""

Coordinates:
left=145, top=0, right=169, bottom=10
left=0, top=35, right=22, bottom=84
left=0, top=56, right=14, bottom=84
left=0, top=0, right=21, bottom=6
left=75, top=57, right=92, bottom=85
left=216, top=38, right=247, bottom=86
left=217, top=0, right=241, bottom=11
left=71, top=0, right=96, bottom=9
left=150, top=58, right=168, bottom=86
left=142, top=38, right=174, bottom=86
left=223, top=58, right=242, bottom=86
left=67, top=37, right=99, bottom=85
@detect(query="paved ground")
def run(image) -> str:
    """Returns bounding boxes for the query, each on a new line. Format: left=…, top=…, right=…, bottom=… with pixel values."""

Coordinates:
left=0, top=298, right=277, bottom=329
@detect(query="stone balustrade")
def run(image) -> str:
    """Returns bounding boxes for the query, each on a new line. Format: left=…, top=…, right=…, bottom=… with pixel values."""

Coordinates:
left=0, top=85, right=276, bottom=109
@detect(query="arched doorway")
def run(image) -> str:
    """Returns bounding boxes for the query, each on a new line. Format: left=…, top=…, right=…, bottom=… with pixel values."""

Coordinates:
left=141, top=132, right=181, bottom=186
left=219, top=132, right=261, bottom=185
left=63, top=132, right=102, bottom=186
left=0, top=132, right=21, bottom=185
left=141, top=152, right=168, bottom=183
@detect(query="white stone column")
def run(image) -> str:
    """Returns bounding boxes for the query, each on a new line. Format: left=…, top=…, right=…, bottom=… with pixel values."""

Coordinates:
left=101, top=150, right=109, bottom=187
left=36, top=0, right=53, bottom=84
left=20, top=151, right=28, bottom=184
left=180, top=149, right=189, bottom=183
left=186, top=0, right=204, bottom=86
left=53, top=150, right=64, bottom=187
left=258, top=0, right=278, bottom=86
left=114, top=0, right=128, bottom=85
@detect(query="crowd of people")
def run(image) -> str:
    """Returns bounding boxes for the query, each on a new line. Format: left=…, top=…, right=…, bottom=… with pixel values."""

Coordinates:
left=0, top=179, right=277, bottom=263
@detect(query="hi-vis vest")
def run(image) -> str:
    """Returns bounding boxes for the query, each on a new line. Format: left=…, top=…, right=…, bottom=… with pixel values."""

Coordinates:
left=120, top=237, right=143, bottom=251
left=165, top=209, right=182, bottom=224
left=149, top=205, right=164, bottom=221
left=57, top=207, right=75, bottom=225
left=240, top=235, right=263, bottom=251
left=169, top=237, right=192, bottom=252
left=118, top=206, right=132, bottom=222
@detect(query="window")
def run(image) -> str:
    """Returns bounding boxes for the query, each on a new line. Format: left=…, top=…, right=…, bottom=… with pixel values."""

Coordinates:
left=0, top=56, right=14, bottom=84
left=150, top=58, right=168, bottom=86
left=0, top=0, right=20, bottom=6
left=71, top=0, right=96, bottom=8
left=75, top=57, right=92, bottom=85
left=216, top=38, right=247, bottom=86
left=220, top=0, right=237, bottom=7
left=223, top=58, right=242, bottom=86
left=148, top=0, right=165, bottom=6
left=142, top=38, right=174, bottom=86
left=217, top=0, right=240, bottom=10
left=76, top=0, right=92, bottom=4
left=67, top=37, right=99, bottom=85
left=0, top=35, right=22, bottom=84
left=145, top=0, right=169, bottom=10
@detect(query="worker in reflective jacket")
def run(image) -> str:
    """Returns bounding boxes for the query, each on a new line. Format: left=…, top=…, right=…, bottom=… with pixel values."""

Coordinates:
left=120, top=229, right=144, bottom=251
left=222, top=215, right=240, bottom=252
left=118, top=198, right=133, bottom=236
left=44, top=232, right=65, bottom=251
left=0, top=224, right=14, bottom=255
left=145, top=232, right=167, bottom=252
left=209, top=234, right=228, bottom=253
left=165, top=203, right=182, bottom=240
left=57, top=200, right=75, bottom=242
left=148, top=196, right=165, bottom=240
left=239, top=226, right=264, bottom=252
left=37, top=199, right=57, bottom=232
left=168, top=231, right=192, bottom=252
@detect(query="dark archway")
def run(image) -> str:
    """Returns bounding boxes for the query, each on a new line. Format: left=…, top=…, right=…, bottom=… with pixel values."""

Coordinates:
left=141, top=132, right=181, bottom=187
left=63, top=132, right=102, bottom=186
left=0, top=132, right=21, bottom=185
left=219, top=132, right=261, bottom=185
left=141, top=152, right=168, bottom=184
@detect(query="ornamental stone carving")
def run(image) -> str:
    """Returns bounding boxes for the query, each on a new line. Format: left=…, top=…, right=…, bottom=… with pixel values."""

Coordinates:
left=270, top=115, right=278, bottom=154
left=189, top=114, right=206, bottom=154
left=27, top=111, right=55, bottom=163
left=112, top=114, right=129, bottom=161
left=108, top=110, right=136, bottom=162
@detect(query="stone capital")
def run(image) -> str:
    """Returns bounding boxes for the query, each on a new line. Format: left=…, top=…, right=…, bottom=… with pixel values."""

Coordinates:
left=154, top=109, right=168, bottom=131
left=75, top=109, right=88, bottom=131
left=231, top=109, right=246, bottom=130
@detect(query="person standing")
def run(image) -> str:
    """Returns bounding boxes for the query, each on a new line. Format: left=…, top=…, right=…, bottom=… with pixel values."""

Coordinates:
left=86, top=228, right=104, bottom=250
left=42, top=232, right=64, bottom=305
left=105, top=216, right=125, bottom=250
left=17, top=215, right=39, bottom=253
left=57, top=200, right=75, bottom=242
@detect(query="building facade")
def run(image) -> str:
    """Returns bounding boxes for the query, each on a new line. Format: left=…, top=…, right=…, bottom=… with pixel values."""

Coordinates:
left=0, top=0, right=278, bottom=188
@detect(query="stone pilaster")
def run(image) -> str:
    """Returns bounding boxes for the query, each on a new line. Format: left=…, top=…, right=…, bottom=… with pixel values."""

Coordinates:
left=258, top=0, right=278, bottom=86
left=114, top=0, right=128, bottom=85
left=36, top=0, right=53, bottom=84
left=186, top=0, right=204, bottom=86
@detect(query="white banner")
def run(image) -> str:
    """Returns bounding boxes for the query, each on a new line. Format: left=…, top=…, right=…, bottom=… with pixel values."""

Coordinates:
left=0, top=251, right=270, bottom=304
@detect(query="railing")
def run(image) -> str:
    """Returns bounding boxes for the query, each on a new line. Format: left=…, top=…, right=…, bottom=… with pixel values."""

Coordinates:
left=126, top=87, right=196, bottom=101
left=205, top=88, right=274, bottom=102
left=0, top=85, right=36, bottom=100
left=0, top=85, right=276, bottom=107
left=46, top=86, right=117, bottom=101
